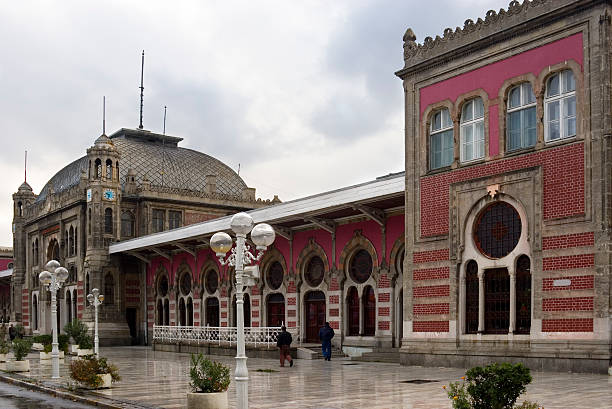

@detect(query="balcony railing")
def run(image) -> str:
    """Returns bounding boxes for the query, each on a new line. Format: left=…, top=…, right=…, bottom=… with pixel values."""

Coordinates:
left=153, top=325, right=293, bottom=348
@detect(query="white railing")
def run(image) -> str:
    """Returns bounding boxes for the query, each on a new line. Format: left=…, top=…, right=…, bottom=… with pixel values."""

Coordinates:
left=153, top=325, right=295, bottom=348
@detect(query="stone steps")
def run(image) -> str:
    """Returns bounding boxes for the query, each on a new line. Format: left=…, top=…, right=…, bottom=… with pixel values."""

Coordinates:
left=350, top=348, right=400, bottom=364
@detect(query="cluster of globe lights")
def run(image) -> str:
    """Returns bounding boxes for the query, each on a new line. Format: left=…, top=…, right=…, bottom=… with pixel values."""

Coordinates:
left=210, top=212, right=275, bottom=256
left=39, top=260, right=69, bottom=287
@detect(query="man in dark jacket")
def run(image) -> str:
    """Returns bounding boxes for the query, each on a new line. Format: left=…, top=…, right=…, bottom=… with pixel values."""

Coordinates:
left=276, top=326, right=294, bottom=367
left=8, top=325, right=15, bottom=341
left=318, top=322, right=335, bottom=361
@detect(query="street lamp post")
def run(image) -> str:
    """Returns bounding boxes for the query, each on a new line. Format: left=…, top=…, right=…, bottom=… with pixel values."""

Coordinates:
left=39, top=260, right=69, bottom=379
left=87, top=288, right=104, bottom=357
left=210, top=212, right=275, bottom=409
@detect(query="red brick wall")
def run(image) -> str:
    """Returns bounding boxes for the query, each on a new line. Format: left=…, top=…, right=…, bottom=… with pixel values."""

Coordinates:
left=413, top=320, right=449, bottom=332
left=420, top=143, right=584, bottom=237
left=543, top=254, right=594, bottom=271
left=378, top=293, right=390, bottom=302
left=413, top=249, right=449, bottom=263
left=542, top=297, right=593, bottom=311
left=328, top=295, right=339, bottom=304
left=413, top=285, right=450, bottom=298
left=542, top=275, right=594, bottom=291
left=413, top=267, right=450, bottom=281
left=542, top=318, right=593, bottom=332
left=413, top=303, right=449, bottom=315
left=378, top=321, right=390, bottom=330
left=377, top=274, right=390, bottom=288
left=542, top=232, right=594, bottom=250
left=378, top=307, right=390, bottom=316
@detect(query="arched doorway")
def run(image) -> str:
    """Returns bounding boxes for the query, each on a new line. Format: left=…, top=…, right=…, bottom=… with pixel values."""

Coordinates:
left=179, top=298, right=186, bottom=326
left=66, top=291, right=72, bottom=325
left=32, top=295, right=38, bottom=331
left=232, top=294, right=251, bottom=327
left=267, top=293, right=285, bottom=327
left=304, top=291, right=325, bottom=342
left=156, top=300, right=163, bottom=325
left=363, top=286, right=376, bottom=336
left=187, top=298, right=193, bottom=326
left=205, top=297, right=219, bottom=327
left=347, top=287, right=359, bottom=336
left=163, top=299, right=169, bottom=325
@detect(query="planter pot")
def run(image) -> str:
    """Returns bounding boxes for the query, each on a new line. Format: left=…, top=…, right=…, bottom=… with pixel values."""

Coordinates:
left=0, top=353, right=7, bottom=362
left=96, top=373, right=112, bottom=389
left=40, top=351, right=51, bottom=360
left=187, top=391, right=228, bottom=409
left=32, top=343, right=44, bottom=351
left=7, top=360, right=30, bottom=372
left=77, top=348, right=94, bottom=356
left=69, top=344, right=79, bottom=354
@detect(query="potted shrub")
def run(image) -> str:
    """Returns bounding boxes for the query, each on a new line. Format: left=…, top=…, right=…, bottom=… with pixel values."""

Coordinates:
left=69, top=355, right=120, bottom=389
left=187, top=353, right=231, bottom=409
left=32, top=334, right=52, bottom=351
left=40, top=343, right=52, bottom=360
left=8, top=338, right=32, bottom=372
left=58, top=334, right=70, bottom=356
left=77, top=334, right=94, bottom=356
left=64, top=319, right=88, bottom=354
left=0, top=338, right=9, bottom=363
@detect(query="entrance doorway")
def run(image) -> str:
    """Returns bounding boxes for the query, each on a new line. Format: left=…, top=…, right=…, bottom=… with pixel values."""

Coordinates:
left=267, top=293, right=285, bottom=327
left=304, top=291, right=326, bottom=342
left=126, top=308, right=137, bottom=345
left=205, top=297, right=219, bottom=327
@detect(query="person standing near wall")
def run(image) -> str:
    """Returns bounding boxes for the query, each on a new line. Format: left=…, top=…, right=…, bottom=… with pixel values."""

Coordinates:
left=276, top=326, right=294, bottom=367
left=319, top=321, right=335, bottom=361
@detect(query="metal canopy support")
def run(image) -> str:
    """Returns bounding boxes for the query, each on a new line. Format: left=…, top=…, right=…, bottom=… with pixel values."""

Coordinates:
left=126, top=251, right=151, bottom=265
left=353, top=204, right=386, bottom=226
left=174, top=243, right=197, bottom=258
left=304, top=217, right=335, bottom=234
left=273, top=225, right=294, bottom=241
left=150, top=247, right=172, bottom=261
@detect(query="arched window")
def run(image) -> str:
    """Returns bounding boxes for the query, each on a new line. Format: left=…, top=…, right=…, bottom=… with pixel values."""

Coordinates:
left=158, top=275, right=169, bottom=297
left=267, top=293, right=285, bottom=327
left=104, top=273, right=114, bottom=305
left=186, top=298, right=193, bottom=326
left=305, top=255, right=325, bottom=287
left=105, top=159, right=112, bottom=180
left=180, top=272, right=192, bottom=296
left=474, top=202, right=521, bottom=259
left=85, top=272, right=90, bottom=295
left=485, top=268, right=510, bottom=334
left=95, top=159, right=102, bottom=179
left=32, top=240, right=35, bottom=265
left=116, top=161, right=119, bottom=181
left=545, top=69, right=576, bottom=142
left=32, top=295, right=38, bottom=331
left=164, top=299, right=170, bottom=325
left=72, top=289, right=77, bottom=323
left=74, top=227, right=77, bottom=254
left=460, top=97, right=485, bottom=162
left=35, top=238, right=39, bottom=263
left=507, top=83, right=536, bottom=151
left=465, top=260, right=479, bottom=334
left=17, top=201, right=22, bottom=216
left=121, top=212, right=135, bottom=238
left=69, top=226, right=74, bottom=256
left=179, top=298, right=186, bottom=326
left=430, top=108, right=454, bottom=169
left=205, top=297, right=219, bottom=327
left=267, top=261, right=284, bottom=290
left=156, top=300, right=163, bottom=325
left=347, top=287, right=359, bottom=336
left=66, top=291, right=72, bottom=325
left=104, top=208, right=113, bottom=234
left=88, top=208, right=92, bottom=236
left=349, top=250, right=372, bottom=284
left=515, top=255, right=531, bottom=334
left=363, top=286, right=376, bottom=336
left=205, top=269, right=218, bottom=294
left=47, top=239, right=60, bottom=262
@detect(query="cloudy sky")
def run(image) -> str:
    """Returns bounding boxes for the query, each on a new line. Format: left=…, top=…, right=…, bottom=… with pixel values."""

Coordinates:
left=0, top=0, right=508, bottom=247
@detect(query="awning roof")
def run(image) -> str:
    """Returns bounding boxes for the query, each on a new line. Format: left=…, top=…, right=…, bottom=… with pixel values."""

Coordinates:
left=109, top=172, right=405, bottom=258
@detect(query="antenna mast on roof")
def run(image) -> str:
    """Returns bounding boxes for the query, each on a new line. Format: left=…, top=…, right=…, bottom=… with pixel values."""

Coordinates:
left=163, top=105, right=167, bottom=135
left=139, top=50, right=145, bottom=129
left=103, top=96, right=106, bottom=135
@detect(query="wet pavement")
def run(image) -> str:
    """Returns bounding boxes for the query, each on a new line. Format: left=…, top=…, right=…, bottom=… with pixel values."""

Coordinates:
left=0, top=381, right=97, bottom=408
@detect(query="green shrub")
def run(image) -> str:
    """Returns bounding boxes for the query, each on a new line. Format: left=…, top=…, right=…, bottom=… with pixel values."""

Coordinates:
left=43, top=343, right=53, bottom=353
left=444, top=363, right=537, bottom=409
left=69, top=355, right=121, bottom=388
left=78, top=334, right=93, bottom=350
left=64, top=319, right=88, bottom=344
left=0, top=325, right=9, bottom=354
left=14, top=324, right=24, bottom=339
left=32, top=334, right=53, bottom=345
left=58, top=334, right=70, bottom=353
left=189, top=353, right=231, bottom=393
left=12, top=338, right=32, bottom=361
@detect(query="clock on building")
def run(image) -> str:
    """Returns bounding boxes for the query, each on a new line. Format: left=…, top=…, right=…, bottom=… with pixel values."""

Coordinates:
left=103, top=189, right=116, bottom=201
left=86, top=189, right=92, bottom=202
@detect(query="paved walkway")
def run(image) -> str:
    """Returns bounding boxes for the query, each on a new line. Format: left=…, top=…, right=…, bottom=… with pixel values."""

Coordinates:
left=12, top=346, right=612, bottom=408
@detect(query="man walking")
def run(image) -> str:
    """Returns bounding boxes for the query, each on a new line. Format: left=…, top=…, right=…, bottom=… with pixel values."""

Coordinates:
left=318, top=321, right=335, bottom=361
left=276, top=326, right=294, bottom=367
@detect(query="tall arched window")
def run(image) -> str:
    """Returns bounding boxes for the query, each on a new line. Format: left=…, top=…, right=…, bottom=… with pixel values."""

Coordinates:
left=164, top=299, right=170, bottom=325
left=545, top=69, right=576, bottom=142
left=460, top=97, right=484, bottom=162
left=74, top=227, right=77, bottom=254
left=187, top=298, right=193, bottom=326
left=105, top=159, right=112, bottom=180
left=104, top=208, right=113, bottom=234
left=267, top=261, right=284, bottom=290
left=347, top=286, right=359, bottom=336
left=64, top=230, right=69, bottom=257
left=179, top=298, right=186, bottom=326
left=72, top=289, right=77, bottom=323
left=465, top=260, right=479, bottom=334
left=430, top=108, right=454, bottom=170
left=305, top=256, right=325, bottom=287
left=507, top=83, right=536, bottom=151
left=349, top=250, right=372, bottom=284
left=157, top=300, right=163, bottom=325
left=205, top=297, right=219, bottom=327
left=515, top=255, right=531, bottom=334
left=104, top=273, right=114, bottom=305
left=95, top=159, right=102, bottom=179
left=66, top=291, right=72, bottom=325
left=85, top=272, right=90, bottom=296
left=267, top=293, right=285, bottom=327
left=17, top=201, right=22, bottom=216
left=116, top=161, right=119, bottom=181
left=363, top=286, right=376, bottom=336
left=32, top=294, right=38, bottom=331
left=69, top=226, right=75, bottom=256
left=121, top=212, right=135, bottom=238
left=88, top=209, right=92, bottom=235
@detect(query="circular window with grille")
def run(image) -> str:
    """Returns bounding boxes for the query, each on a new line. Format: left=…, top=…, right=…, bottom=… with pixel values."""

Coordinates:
left=474, top=202, right=521, bottom=259
left=205, top=270, right=218, bottom=294
left=305, top=255, right=325, bottom=287
left=180, top=272, right=192, bottom=296
left=267, top=261, right=284, bottom=290
left=158, top=276, right=168, bottom=297
left=349, top=249, right=373, bottom=284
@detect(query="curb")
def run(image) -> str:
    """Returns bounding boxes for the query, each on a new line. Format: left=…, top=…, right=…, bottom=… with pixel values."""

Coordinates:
left=0, top=372, right=156, bottom=409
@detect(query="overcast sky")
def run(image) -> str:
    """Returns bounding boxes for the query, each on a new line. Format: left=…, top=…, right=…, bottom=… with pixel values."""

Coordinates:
left=0, top=0, right=509, bottom=247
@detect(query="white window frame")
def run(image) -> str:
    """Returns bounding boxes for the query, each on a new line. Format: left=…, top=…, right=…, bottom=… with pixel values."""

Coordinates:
left=506, top=83, right=537, bottom=151
left=460, top=98, right=485, bottom=163
left=544, top=70, right=576, bottom=142
left=429, top=108, right=454, bottom=170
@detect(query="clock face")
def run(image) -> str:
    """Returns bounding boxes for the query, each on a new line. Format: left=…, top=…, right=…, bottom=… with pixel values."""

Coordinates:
left=86, top=189, right=92, bottom=202
left=103, top=189, right=115, bottom=201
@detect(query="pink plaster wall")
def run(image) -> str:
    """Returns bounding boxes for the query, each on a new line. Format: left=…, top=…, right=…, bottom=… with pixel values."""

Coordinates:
left=336, top=220, right=382, bottom=267
left=0, top=259, right=12, bottom=271
left=292, top=230, right=333, bottom=271
left=385, top=214, right=405, bottom=264
left=419, top=33, right=583, bottom=156
left=271, top=237, right=291, bottom=272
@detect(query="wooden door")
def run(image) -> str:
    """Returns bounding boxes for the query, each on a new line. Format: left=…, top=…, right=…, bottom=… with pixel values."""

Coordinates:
left=267, top=293, right=285, bottom=327
left=305, top=291, right=326, bottom=342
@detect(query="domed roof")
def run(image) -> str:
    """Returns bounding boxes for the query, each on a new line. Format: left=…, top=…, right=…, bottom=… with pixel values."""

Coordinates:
left=36, top=129, right=248, bottom=203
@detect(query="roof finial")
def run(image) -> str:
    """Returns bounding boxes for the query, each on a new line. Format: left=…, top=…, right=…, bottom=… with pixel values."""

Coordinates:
left=163, top=105, right=167, bottom=135
left=139, top=50, right=145, bottom=129
left=102, top=96, right=106, bottom=135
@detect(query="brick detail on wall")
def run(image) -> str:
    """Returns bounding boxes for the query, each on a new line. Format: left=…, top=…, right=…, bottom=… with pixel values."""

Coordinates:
left=378, top=321, right=390, bottom=330
left=288, top=321, right=296, bottom=328
left=413, top=320, right=449, bottom=332
left=413, top=248, right=449, bottom=263
left=252, top=310, right=259, bottom=318
left=542, top=232, right=594, bottom=250
left=287, top=297, right=296, bottom=306
left=221, top=301, right=227, bottom=309
left=287, top=281, right=297, bottom=293
left=330, top=321, right=339, bottom=330
left=413, top=267, right=450, bottom=281
left=330, top=278, right=339, bottom=291
left=543, top=254, right=594, bottom=271
left=329, top=308, right=339, bottom=317
left=420, top=143, right=584, bottom=237
left=378, top=307, right=390, bottom=316
left=288, top=310, right=296, bottom=317
left=378, top=274, right=390, bottom=288
left=542, top=297, right=593, bottom=311
left=541, top=318, right=593, bottom=332
left=542, top=275, right=594, bottom=291
left=413, top=303, right=450, bottom=315
left=252, top=299, right=259, bottom=307
left=329, top=295, right=339, bottom=304
left=378, top=293, right=390, bottom=302
left=413, top=285, right=449, bottom=298
left=251, top=286, right=260, bottom=296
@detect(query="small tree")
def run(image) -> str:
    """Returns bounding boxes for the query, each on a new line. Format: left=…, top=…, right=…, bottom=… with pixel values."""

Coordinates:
left=189, top=353, right=231, bottom=393
left=12, top=338, right=32, bottom=361
left=64, top=319, right=88, bottom=344
left=70, top=355, right=121, bottom=388
left=78, top=334, right=94, bottom=350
